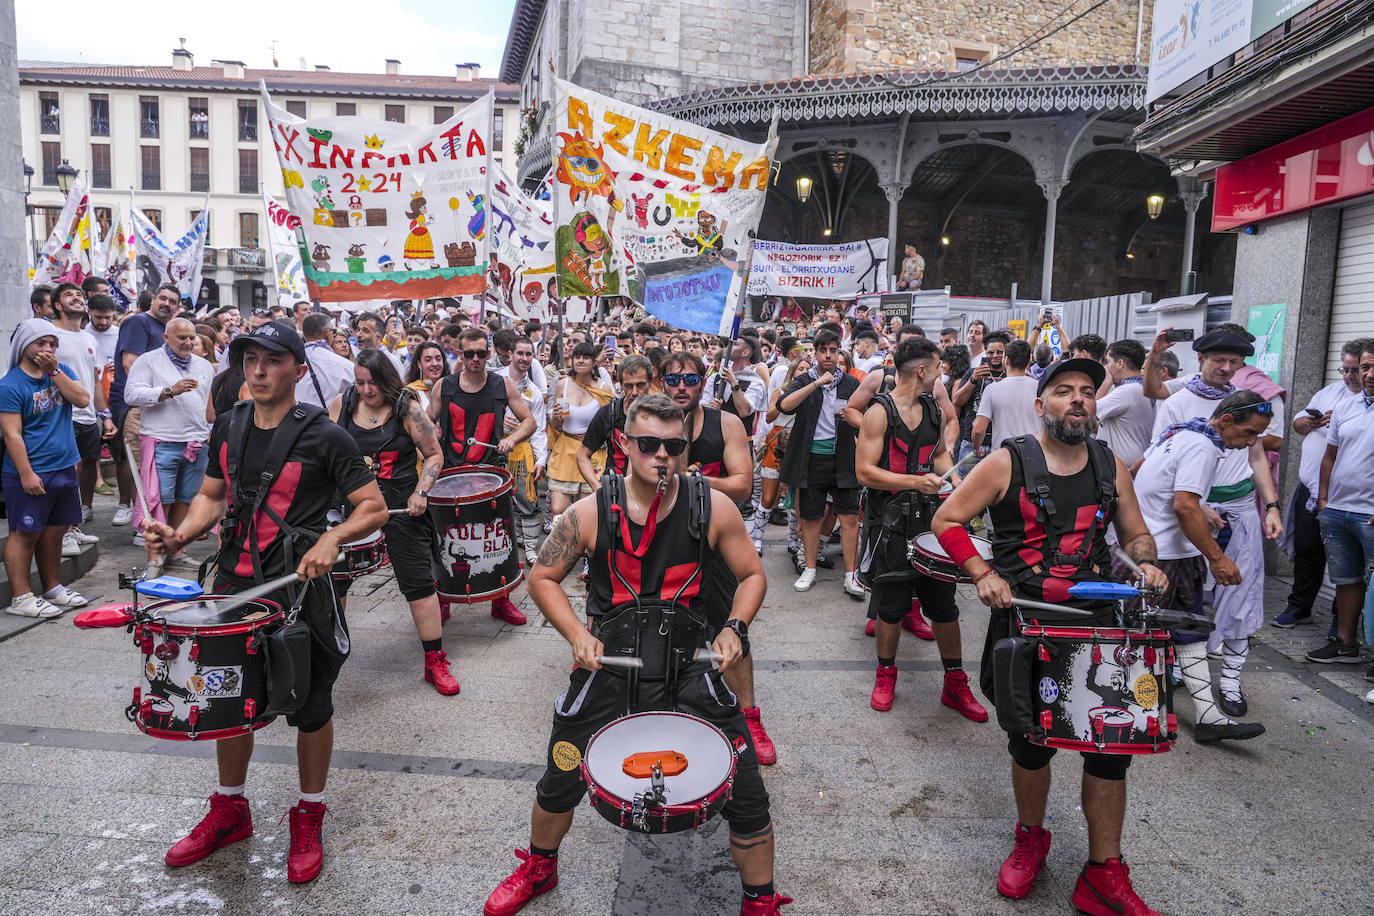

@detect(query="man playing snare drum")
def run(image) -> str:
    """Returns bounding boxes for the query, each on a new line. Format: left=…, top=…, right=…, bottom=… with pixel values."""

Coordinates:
left=931, top=358, right=1169, bottom=916
left=144, top=321, right=388, bottom=885
left=484, top=394, right=789, bottom=916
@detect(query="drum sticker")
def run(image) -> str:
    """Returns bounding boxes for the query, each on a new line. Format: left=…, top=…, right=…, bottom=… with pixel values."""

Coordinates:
left=733, top=735, right=748, bottom=757
left=438, top=518, right=513, bottom=576
left=1057, top=641, right=1155, bottom=743
left=1133, top=673, right=1159, bottom=710
left=552, top=741, right=582, bottom=771
left=1038, top=677, right=1059, bottom=704
left=186, top=667, right=243, bottom=699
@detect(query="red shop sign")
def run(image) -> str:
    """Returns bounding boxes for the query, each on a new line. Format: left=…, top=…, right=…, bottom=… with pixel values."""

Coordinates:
left=1213, top=105, right=1374, bottom=232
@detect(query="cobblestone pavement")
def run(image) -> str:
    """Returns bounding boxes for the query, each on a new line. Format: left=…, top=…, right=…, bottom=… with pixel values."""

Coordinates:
left=1, top=494, right=1371, bottom=915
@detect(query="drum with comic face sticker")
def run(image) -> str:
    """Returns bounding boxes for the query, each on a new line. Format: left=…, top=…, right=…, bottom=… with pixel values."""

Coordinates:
left=131, top=597, right=282, bottom=741
left=429, top=466, right=523, bottom=603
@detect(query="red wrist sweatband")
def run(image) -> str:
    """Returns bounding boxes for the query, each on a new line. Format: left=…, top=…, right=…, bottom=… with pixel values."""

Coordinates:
left=937, top=526, right=982, bottom=569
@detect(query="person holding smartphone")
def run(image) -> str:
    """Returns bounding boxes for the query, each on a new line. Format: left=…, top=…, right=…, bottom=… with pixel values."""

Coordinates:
left=123, top=316, right=217, bottom=574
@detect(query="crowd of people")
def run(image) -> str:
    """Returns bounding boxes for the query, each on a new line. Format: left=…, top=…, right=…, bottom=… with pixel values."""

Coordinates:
left=9, top=282, right=1374, bottom=916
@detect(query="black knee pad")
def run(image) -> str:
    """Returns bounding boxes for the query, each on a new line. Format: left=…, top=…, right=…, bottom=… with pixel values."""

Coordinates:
left=1082, top=752, right=1132, bottom=781
left=1008, top=733, right=1056, bottom=771
left=726, top=812, right=772, bottom=837
left=294, top=715, right=331, bottom=735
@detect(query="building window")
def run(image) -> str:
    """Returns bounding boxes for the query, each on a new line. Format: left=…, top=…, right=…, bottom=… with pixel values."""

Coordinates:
left=143, top=209, right=161, bottom=231
left=239, top=212, right=260, bottom=248
left=285, top=100, right=307, bottom=117
left=189, top=97, right=209, bottom=138
left=190, top=147, right=210, bottom=193
left=90, top=144, right=111, bottom=188
left=89, top=94, right=109, bottom=136
left=37, top=206, right=63, bottom=237
left=238, top=148, right=258, bottom=194
left=94, top=207, right=112, bottom=237
left=40, top=141, right=61, bottom=185
left=433, top=105, right=453, bottom=123
left=336, top=102, right=356, bottom=116
left=494, top=108, right=503, bottom=151
left=140, top=96, right=160, bottom=138
left=190, top=210, right=210, bottom=245
left=238, top=99, right=258, bottom=142
left=141, top=146, right=161, bottom=191
left=952, top=42, right=995, bottom=73
left=385, top=104, right=405, bottom=123
left=39, top=92, right=59, bottom=134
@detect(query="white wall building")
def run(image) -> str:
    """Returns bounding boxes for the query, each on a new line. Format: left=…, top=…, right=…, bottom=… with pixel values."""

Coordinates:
left=21, top=50, right=519, bottom=310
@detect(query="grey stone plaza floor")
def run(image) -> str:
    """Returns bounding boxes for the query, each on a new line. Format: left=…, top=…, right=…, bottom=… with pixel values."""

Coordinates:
left=1, top=500, right=1371, bottom=915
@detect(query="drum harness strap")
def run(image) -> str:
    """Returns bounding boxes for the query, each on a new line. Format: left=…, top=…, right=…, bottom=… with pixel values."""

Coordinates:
left=1002, top=435, right=1117, bottom=590
left=596, top=469, right=712, bottom=714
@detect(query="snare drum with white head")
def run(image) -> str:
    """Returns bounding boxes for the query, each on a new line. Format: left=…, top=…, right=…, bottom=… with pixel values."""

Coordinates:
left=909, top=531, right=992, bottom=582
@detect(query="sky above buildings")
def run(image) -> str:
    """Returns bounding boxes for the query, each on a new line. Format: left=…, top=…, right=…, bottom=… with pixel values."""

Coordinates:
left=16, top=0, right=518, bottom=77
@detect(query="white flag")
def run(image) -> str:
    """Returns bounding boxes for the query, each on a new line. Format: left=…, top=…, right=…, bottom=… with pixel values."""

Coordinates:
left=263, top=189, right=307, bottom=307
left=31, top=175, right=89, bottom=287
left=130, top=198, right=210, bottom=305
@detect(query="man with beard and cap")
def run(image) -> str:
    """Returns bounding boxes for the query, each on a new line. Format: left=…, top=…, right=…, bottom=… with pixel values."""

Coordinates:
left=932, top=357, right=1170, bottom=916
left=1144, top=328, right=1283, bottom=720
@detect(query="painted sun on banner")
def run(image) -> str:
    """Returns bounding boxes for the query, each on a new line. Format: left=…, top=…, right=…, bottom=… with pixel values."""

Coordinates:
left=261, top=83, right=492, bottom=302
left=551, top=79, right=776, bottom=336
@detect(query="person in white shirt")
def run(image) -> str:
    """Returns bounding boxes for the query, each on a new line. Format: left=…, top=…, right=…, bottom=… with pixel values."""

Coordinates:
left=965, top=320, right=988, bottom=368
left=970, top=339, right=1040, bottom=453
left=351, top=311, right=405, bottom=375
left=1274, top=338, right=1366, bottom=628
left=84, top=294, right=121, bottom=374
left=297, top=314, right=357, bottom=408
left=123, top=317, right=216, bottom=572
left=706, top=335, right=771, bottom=550
left=1148, top=329, right=1283, bottom=719
left=1133, top=390, right=1273, bottom=743
left=850, top=330, right=884, bottom=374
left=1308, top=339, right=1374, bottom=668
left=496, top=335, right=548, bottom=562
left=1095, top=339, right=1155, bottom=467
left=49, top=285, right=114, bottom=535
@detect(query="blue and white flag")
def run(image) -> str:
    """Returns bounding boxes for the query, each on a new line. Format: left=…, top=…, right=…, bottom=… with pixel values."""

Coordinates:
left=129, top=195, right=210, bottom=305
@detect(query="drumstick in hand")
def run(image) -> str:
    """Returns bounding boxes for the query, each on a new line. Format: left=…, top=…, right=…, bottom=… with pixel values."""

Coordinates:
left=596, top=655, right=644, bottom=669
left=938, top=450, right=979, bottom=482
left=125, top=442, right=161, bottom=557
left=694, top=648, right=725, bottom=663
left=467, top=436, right=501, bottom=450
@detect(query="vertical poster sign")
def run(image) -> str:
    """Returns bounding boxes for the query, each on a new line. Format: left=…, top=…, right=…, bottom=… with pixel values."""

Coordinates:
left=1246, top=303, right=1285, bottom=382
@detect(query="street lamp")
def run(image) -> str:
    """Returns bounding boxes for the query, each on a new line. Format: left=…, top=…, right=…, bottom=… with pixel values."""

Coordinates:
left=796, top=175, right=813, bottom=204
left=55, top=159, right=78, bottom=193
left=1146, top=193, right=1165, bottom=220
left=940, top=236, right=951, bottom=246
left=23, top=160, right=36, bottom=264
left=822, top=226, right=832, bottom=237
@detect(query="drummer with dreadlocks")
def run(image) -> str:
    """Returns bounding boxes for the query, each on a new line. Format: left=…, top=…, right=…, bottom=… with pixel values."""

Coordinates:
left=483, top=393, right=789, bottom=916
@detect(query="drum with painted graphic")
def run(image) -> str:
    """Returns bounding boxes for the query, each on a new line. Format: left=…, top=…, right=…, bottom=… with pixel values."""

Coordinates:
left=429, top=465, right=523, bottom=603
left=1018, top=622, right=1176, bottom=755
left=582, top=711, right=736, bottom=834
left=131, top=597, right=283, bottom=741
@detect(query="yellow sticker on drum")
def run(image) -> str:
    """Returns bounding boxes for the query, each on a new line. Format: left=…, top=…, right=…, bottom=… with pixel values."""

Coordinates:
left=551, top=741, right=582, bottom=771
left=1133, top=673, right=1159, bottom=710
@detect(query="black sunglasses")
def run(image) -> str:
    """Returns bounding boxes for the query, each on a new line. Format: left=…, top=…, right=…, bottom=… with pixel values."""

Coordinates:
left=462, top=349, right=489, bottom=359
left=1229, top=400, right=1273, bottom=417
left=663, top=373, right=702, bottom=388
left=624, top=433, right=688, bottom=456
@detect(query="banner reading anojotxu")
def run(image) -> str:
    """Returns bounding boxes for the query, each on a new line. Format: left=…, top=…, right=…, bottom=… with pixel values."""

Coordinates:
left=261, top=84, right=490, bottom=301
left=552, top=79, right=776, bottom=336
left=746, top=238, right=889, bottom=298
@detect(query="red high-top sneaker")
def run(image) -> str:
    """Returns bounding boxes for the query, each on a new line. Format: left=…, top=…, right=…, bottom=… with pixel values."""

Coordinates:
left=484, top=848, right=559, bottom=916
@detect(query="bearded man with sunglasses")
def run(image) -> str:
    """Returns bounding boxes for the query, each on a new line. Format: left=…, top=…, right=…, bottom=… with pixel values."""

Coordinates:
left=1147, top=329, right=1283, bottom=720
left=484, top=394, right=789, bottom=916
left=429, top=326, right=537, bottom=624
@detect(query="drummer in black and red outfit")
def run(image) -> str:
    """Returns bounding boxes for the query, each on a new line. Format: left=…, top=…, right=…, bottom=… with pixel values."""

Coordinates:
left=428, top=326, right=536, bottom=624
left=931, top=358, right=1169, bottom=916
left=144, top=321, right=388, bottom=884
left=660, top=350, right=778, bottom=765
left=484, top=393, right=789, bottom=916
left=854, top=337, right=987, bottom=721
left=328, top=349, right=456, bottom=694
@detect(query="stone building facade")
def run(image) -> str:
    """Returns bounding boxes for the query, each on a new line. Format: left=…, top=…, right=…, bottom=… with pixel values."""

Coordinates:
left=808, top=0, right=1152, bottom=75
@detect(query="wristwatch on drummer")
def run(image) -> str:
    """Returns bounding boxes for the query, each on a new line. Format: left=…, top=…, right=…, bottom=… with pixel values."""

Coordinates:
left=720, top=618, right=750, bottom=657
left=414, top=489, right=429, bottom=499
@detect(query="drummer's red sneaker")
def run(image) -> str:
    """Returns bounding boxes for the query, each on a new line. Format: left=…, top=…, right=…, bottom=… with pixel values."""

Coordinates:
left=484, top=848, right=559, bottom=916
left=940, top=670, right=989, bottom=722
left=871, top=665, right=897, bottom=711
left=424, top=649, right=460, bottom=695
left=902, top=604, right=934, bottom=640
left=286, top=799, right=328, bottom=883
left=997, top=823, right=1051, bottom=899
left=491, top=596, right=527, bottom=625
left=165, top=792, right=252, bottom=867
left=739, top=892, right=793, bottom=915
left=743, top=706, right=777, bottom=765
left=1072, top=858, right=1160, bottom=916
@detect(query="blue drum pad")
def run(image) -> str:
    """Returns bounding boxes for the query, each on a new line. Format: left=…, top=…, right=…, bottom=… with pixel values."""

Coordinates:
left=1067, top=581, right=1139, bottom=601
left=135, top=576, right=205, bottom=600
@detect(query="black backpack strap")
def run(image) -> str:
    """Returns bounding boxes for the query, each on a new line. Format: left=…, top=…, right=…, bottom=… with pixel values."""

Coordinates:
left=598, top=471, right=626, bottom=549
left=241, top=403, right=327, bottom=585
left=686, top=471, right=711, bottom=542
left=1006, top=435, right=1056, bottom=520
left=1087, top=438, right=1117, bottom=512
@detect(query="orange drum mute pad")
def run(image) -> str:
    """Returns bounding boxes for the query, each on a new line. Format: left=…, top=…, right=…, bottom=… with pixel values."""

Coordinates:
left=622, top=751, right=688, bottom=779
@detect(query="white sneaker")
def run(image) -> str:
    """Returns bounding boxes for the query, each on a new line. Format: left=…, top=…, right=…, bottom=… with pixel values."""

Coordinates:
left=44, top=587, right=88, bottom=608
left=132, top=532, right=146, bottom=547
left=843, top=572, right=867, bottom=598
left=1365, top=686, right=1374, bottom=705
left=71, top=526, right=99, bottom=544
left=7, top=593, right=61, bottom=618
left=164, top=553, right=201, bottom=571
left=794, top=568, right=816, bottom=591
left=61, top=531, right=83, bottom=557
left=81, top=504, right=93, bottom=524
left=112, top=504, right=133, bottom=526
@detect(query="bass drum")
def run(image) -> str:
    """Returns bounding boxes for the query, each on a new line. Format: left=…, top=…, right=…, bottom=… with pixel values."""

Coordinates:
left=429, top=466, right=524, bottom=603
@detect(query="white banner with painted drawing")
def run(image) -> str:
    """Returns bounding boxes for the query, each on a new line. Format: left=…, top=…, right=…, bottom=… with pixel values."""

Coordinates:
left=100, top=205, right=139, bottom=309
left=129, top=199, right=209, bottom=304
left=486, top=162, right=555, bottom=320
left=263, top=189, right=308, bottom=307
left=31, top=175, right=89, bottom=287
left=746, top=237, right=889, bottom=298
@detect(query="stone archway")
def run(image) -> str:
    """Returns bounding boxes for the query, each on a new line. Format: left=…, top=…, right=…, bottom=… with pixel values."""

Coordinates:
left=761, top=146, right=886, bottom=244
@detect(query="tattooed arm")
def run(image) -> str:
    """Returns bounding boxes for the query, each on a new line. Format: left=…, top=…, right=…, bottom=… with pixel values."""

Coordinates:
left=528, top=498, right=604, bottom=669
left=404, top=400, right=443, bottom=517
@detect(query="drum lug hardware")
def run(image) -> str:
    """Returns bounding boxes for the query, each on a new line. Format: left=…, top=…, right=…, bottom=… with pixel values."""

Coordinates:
left=154, top=641, right=179, bottom=661
left=244, top=699, right=257, bottom=720
left=246, top=634, right=258, bottom=656
left=187, top=705, right=200, bottom=739
left=630, top=762, right=668, bottom=832
left=125, top=687, right=141, bottom=722
left=1166, top=713, right=1177, bottom=738
left=189, top=639, right=201, bottom=662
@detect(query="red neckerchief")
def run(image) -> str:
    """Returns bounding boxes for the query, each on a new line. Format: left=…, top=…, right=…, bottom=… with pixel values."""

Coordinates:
left=616, top=481, right=667, bottom=558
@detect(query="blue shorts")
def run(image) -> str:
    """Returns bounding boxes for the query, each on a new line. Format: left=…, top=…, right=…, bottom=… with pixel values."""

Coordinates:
left=1317, top=508, right=1374, bottom=585
left=3, top=467, right=82, bottom=533
left=153, top=441, right=209, bottom=505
